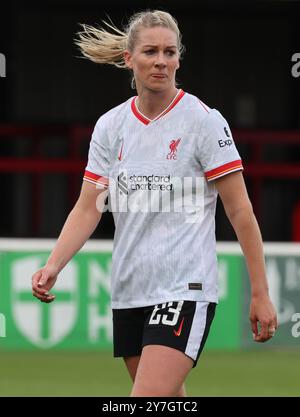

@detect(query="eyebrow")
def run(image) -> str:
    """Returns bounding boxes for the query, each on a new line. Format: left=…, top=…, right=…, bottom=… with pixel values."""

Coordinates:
left=142, top=44, right=177, bottom=48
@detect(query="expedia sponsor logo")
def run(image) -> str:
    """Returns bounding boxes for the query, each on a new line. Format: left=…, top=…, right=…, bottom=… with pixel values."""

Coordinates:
left=129, top=174, right=173, bottom=191
left=218, top=138, right=232, bottom=148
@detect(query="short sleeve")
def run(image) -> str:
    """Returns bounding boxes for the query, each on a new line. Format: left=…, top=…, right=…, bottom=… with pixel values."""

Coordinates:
left=83, top=117, right=110, bottom=189
left=198, top=109, right=243, bottom=181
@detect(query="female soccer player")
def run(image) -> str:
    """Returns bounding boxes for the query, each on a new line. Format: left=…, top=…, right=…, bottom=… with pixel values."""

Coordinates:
left=32, top=10, right=277, bottom=397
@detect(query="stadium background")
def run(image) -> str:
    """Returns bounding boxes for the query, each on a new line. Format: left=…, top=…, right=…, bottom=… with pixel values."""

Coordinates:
left=0, top=0, right=300, bottom=396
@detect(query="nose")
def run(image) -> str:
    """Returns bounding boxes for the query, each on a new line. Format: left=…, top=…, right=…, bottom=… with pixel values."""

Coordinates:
left=154, top=51, right=167, bottom=68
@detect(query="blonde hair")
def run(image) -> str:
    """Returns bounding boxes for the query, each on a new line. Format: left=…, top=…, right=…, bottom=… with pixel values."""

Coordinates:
left=75, top=10, right=184, bottom=69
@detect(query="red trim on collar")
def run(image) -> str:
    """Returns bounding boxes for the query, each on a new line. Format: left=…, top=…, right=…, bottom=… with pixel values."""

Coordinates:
left=131, top=89, right=185, bottom=125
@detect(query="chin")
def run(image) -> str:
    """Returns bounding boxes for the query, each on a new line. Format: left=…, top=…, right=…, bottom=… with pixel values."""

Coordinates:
left=146, top=82, right=170, bottom=93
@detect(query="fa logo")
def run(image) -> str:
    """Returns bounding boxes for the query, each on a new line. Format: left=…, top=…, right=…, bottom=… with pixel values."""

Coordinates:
left=12, top=257, right=78, bottom=348
left=167, top=139, right=181, bottom=160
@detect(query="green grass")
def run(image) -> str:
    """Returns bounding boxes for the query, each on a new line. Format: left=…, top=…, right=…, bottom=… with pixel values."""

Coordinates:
left=0, top=349, right=299, bottom=396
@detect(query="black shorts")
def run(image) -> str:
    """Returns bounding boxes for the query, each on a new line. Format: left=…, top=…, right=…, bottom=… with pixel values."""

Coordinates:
left=112, top=300, right=216, bottom=368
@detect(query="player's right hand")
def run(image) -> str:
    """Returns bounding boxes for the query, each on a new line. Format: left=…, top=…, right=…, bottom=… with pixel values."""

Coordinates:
left=32, top=265, right=58, bottom=303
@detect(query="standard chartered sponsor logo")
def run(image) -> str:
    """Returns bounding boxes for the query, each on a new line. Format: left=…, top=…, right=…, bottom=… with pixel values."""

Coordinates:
left=117, top=171, right=128, bottom=195
left=98, top=170, right=205, bottom=223
left=128, top=174, right=173, bottom=191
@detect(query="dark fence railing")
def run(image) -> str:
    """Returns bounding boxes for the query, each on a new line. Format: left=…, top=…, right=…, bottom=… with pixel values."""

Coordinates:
left=1, top=125, right=300, bottom=237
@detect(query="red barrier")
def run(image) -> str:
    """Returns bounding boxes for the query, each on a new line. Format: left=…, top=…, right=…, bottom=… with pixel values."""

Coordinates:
left=0, top=124, right=299, bottom=235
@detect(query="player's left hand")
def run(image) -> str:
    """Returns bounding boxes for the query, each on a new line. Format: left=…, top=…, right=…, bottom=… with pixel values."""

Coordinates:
left=250, top=294, right=278, bottom=343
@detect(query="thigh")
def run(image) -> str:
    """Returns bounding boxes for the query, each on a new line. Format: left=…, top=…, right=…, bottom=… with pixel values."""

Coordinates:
left=124, top=355, right=187, bottom=396
left=131, top=345, right=193, bottom=397
left=124, top=356, right=140, bottom=382
left=131, top=300, right=216, bottom=396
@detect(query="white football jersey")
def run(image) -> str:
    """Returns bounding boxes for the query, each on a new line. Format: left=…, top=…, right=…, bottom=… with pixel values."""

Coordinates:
left=84, top=90, right=243, bottom=308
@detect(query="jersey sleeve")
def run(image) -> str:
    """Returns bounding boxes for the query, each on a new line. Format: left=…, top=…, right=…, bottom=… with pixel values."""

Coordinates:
left=197, top=109, right=243, bottom=181
left=83, top=117, right=110, bottom=189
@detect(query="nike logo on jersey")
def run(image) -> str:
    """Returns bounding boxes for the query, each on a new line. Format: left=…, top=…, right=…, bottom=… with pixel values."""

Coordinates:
left=118, top=140, right=124, bottom=161
left=174, top=317, right=185, bottom=336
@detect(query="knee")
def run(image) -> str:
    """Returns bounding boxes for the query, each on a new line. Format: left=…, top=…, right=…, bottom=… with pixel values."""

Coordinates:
left=131, top=382, right=182, bottom=397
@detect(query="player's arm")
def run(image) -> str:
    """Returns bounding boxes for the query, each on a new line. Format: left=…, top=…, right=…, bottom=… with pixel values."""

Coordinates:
left=32, top=181, right=108, bottom=302
left=214, top=171, right=278, bottom=342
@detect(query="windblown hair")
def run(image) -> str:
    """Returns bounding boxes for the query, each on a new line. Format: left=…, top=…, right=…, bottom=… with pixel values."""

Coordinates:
left=75, top=10, right=184, bottom=69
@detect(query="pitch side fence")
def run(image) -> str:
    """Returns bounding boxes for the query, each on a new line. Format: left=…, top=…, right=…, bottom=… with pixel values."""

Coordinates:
left=0, top=239, right=299, bottom=351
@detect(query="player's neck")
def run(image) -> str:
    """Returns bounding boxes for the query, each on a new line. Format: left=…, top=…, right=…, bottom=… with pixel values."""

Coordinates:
left=136, top=87, right=179, bottom=121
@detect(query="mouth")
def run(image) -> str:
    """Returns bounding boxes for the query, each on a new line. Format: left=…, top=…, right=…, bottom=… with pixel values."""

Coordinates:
left=151, top=74, right=167, bottom=79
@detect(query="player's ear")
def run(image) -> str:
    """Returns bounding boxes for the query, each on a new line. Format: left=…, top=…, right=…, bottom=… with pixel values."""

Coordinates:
left=124, top=50, right=133, bottom=69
